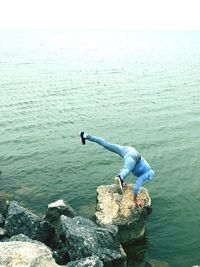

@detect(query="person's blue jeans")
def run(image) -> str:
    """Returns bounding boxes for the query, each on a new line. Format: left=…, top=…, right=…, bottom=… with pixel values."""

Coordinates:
left=87, top=135, right=129, bottom=157
left=87, top=135, right=154, bottom=195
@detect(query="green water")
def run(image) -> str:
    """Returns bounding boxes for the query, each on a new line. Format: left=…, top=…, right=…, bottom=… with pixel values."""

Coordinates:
left=0, top=30, right=200, bottom=266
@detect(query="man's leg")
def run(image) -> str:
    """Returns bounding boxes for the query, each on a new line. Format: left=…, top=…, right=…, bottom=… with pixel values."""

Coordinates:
left=86, top=134, right=127, bottom=157
left=79, top=132, right=128, bottom=191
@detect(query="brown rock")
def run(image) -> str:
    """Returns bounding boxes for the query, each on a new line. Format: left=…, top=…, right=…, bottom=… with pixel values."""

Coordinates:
left=95, top=184, right=152, bottom=243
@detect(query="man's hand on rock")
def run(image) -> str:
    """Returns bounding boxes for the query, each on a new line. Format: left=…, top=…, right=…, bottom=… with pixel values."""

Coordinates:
left=134, top=194, right=144, bottom=208
left=136, top=199, right=144, bottom=207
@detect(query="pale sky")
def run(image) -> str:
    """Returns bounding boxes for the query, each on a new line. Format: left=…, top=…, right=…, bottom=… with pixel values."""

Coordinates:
left=0, top=0, right=200, bottom=30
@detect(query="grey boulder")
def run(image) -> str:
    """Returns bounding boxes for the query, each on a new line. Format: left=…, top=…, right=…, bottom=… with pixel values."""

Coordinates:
left=4, top=201, right=55, bottom=243
left=44, top=199, right=78, bottom=227
left=59, top=215, right=127, bottom=266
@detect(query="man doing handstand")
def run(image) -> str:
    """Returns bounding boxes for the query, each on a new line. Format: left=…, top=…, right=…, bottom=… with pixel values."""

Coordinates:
left=79, top=131, right=155, bottom=207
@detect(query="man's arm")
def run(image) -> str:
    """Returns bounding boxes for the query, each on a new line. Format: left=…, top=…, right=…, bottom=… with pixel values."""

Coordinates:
left=134, top=176, right=145, bottom=197
left=133, top=170, right=155, bottom=206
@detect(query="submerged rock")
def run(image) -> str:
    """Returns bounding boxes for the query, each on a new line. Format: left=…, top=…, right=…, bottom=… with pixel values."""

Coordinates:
left=145, top=259, right=170, bottom=267
left=4, top=201, right=55, bottom=243
left=95, top=184, right=152, bottom=243
left=59, top=215, right=127, bottom=266
left=0, top=241, right=59, bottom=267
left=66, top=256, right=103, bottom=267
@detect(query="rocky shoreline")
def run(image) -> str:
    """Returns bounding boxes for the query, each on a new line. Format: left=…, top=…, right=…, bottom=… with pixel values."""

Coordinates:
left=0, top=185, right=171, bottom=267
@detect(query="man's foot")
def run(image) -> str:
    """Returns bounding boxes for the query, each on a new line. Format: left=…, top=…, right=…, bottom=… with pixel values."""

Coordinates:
left=79, top=131, right=86, bottom=145
left=114, top=176, right=125, bottom=191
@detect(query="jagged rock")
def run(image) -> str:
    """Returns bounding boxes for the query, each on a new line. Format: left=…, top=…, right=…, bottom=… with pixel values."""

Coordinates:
left=59, top=215, right=127, bottom=266
left=44, top=199, right=78, bottom=227
left=43, top=199, right=77, bottom=264
left=95, top=184, right=152, bottom=243
left=66, top=256, right=103, bottom=267
left=145, top=259, right=170, bottom=267
left=4, top=201, right=55, bottom=243
left=0, top=241, right=60, bottom=267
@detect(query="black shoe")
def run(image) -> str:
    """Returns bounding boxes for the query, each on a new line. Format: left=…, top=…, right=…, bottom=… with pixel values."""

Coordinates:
left=79, top=131, right=86, bottom=145
left=114, top=176, right=125, bottom=191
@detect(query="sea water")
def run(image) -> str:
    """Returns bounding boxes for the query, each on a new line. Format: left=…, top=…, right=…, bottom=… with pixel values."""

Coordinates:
left=0, top=29, right=199, bottom=266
